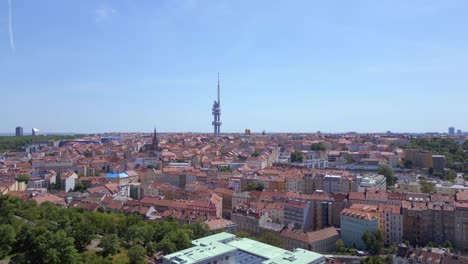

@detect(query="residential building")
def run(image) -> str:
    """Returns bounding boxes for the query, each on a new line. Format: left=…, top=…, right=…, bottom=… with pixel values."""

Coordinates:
left=228, top=178, right=241, bottom=193
left=61, top=170, right=78, bottom=192
left=231, top=213, right=261, bottom=235
left=205, top=219, right=237, bottom=234
left=281, top=227, right=340, bottom=253
left=27, top=177, right=46, bottom=189
left=393, top=245, right=468, bottom=264
left=305, top=173, right=357, bottom=194
left=432, top=155, right=446, bottom=173
left=31, top=159, right=74, bottom=174
left=307, top=159, right=328, bottom=170
left=378, top=205, right=403, bottom=245
left=402, top=200, right=455, bottom=247
left=454, top=193, right=468, bottom=250
left=245, top=157, right=267, bottom=170
left=284, top=199, right=312, bottom=230
left=357, top=174, right=386, bottom=192
left=286, top=175, right=305, bottom=193
left=403, top=149, right=433, bottom=169
left=340, top=208, right=379, bottom=249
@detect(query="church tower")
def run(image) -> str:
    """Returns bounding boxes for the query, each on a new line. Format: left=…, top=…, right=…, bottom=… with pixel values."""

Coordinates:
left=152, top=127, right=159, bottom=151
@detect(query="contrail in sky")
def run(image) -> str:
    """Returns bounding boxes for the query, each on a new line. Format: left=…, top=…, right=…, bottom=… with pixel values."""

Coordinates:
left=8, top=0, right=15, bottom=50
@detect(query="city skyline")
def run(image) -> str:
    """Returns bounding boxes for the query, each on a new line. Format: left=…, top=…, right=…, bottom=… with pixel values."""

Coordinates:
left=2, top=1, right=468, bottom=133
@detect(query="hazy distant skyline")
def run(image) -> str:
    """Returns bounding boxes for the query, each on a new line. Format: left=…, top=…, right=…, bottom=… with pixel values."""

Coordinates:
left=2, top=1, right=468, bottom=134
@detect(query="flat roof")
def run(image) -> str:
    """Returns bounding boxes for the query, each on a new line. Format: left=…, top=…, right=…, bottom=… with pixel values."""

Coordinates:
left=164, top=242, right=236, bottom=264
left=226, top=238, right=288, bottom=260
left=192, top=232, right=236, bottom=245
left=263, top=249, right=324, bottom=264
left=163, top=233, right=324, bottom=264
left=106, top=172, right=129, bottom=179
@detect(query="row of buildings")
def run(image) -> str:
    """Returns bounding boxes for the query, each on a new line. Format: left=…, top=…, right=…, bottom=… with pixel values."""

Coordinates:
left=1, top=132, right=468, bottom=256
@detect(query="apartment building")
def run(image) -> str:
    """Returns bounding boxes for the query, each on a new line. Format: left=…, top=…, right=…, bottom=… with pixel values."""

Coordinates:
left=340, top=208, right=379, bottom=249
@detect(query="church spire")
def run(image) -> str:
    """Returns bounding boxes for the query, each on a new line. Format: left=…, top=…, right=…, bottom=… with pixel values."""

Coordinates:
left=152, top=127, right=159, bottom=151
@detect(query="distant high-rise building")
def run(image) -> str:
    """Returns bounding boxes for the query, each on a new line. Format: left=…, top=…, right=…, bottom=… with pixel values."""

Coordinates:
left=15, top=126, right=23, bottom=136
left=449, top=127, right=455, bottom=136
left=211, top=73, right=222, bottom=137
left=32, top=128, right=40, bottom=136
left=457, top=129, right=462, bottom=136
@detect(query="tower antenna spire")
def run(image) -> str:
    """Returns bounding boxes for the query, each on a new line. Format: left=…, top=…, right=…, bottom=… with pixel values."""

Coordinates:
left=217, top=72, right=220, bottom=105
left=212, top=72, right=222, bottom=137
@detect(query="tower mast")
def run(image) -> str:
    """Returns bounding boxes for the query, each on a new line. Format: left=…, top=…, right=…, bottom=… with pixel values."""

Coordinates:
left=217, top=72, right=220, bottom=105
left=212, top=73, right=222, bottom=137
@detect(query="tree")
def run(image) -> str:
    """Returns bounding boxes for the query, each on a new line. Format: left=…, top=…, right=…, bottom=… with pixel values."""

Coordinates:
left=164, top=189, right=175, bottom=200
left=25, top=229, right=79, bottom=264
left=157, top=238, right=177, bottom=254
left=420, top=179, right=435, bottom=194
left=403, top=138, right=467, bottom=172
left=152, top=217, right=179, bottom=241
left=55, top=175, right=63, bottom=190
left=169, top=229, right=191, bottom=250
left=0, top=225, right=16, bottom=259
left=183, top=221, right=209, bottom=240
left=378, top=165, right=396, bottom=188
left=16, top=174, right=30, bottom=183
left=220, top=166, right=233, bottom=172
left=74, top=181, right=85, bottom=192
left=128, top=245, right=146, bottom=264
left=428, top=168, right=434, bottom=175
left=443, top=240, right=454, bottom=251
left=445, top=171, right=457, bottom=182
left=146, top=241, right=157, bottom=256
left=259, top=231, right=283, bottom=248
left=235, top=231, right=253, bottom=239
left=311, top=142, right=327, bottom=151
left=362, top=230, right=384, bottom=254
left=335, top=239, right=345, bottom=253
left=80, top=252, right=112, bottom=264
left=244, top=182, right=264, bottom=191
left=427, top=241, right=438, bottom=247
left=252, top=150, right=261, bottom=157
left=290, top=150, right=304, bottom=163
left=125, top=225, right=147, bottom=246
left=362, top=255, right=392, bottom=264
left=71, top=219, right=96, bottom=251
left=404, top=160, right=413, bottom=169
left=99, top=234, right=120, bottom=257
left=0, top=135, right=81, bottom=152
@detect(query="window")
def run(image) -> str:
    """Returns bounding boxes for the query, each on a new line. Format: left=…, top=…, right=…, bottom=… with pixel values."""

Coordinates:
left=225, top=256, right=229, bottom=260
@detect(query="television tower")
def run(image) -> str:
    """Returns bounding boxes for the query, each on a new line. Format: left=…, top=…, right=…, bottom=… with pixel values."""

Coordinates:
left=212, top=73, right=222, bottom=136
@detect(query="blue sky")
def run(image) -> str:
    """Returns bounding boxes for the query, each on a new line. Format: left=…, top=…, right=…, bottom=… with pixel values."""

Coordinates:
left=1, top=0, right=468, bottom=134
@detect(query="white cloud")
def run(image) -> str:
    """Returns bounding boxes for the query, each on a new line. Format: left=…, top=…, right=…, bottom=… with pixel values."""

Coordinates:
left=8, top=0, right=15, bottom=50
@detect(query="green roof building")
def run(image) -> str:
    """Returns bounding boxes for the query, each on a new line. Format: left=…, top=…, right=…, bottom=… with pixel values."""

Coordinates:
left=163, top=232, right=325, bottom=264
